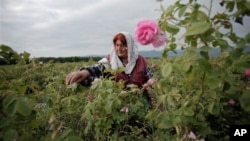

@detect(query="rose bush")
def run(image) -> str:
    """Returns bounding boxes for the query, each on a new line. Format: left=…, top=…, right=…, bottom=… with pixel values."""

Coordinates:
left=245, top=68, right=250, bottom=77
left=135, top=19, right=167, bottom=48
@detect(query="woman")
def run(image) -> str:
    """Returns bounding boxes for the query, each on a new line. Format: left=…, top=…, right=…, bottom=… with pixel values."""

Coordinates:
left=66, top=32, right=156, bottom=109
left=66, top=32, right=156, bottom=90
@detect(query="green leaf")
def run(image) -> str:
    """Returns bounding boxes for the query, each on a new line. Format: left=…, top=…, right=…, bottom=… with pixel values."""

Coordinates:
left=4, top=100, right=17, bottom=116
left=61, top=97, right=71, bottom=105
left=164, top=5, right=175, bottom=16
left=229, top=32, right=238, bottom=42
left=161, top=63, right=172, bottom=78
left=196, top=114, right=206, bottom=121
left=208, top=101, right=220, bottom=115
left=184, top=47, right=197, bottom=60
left=197, top=11, right=208, bottom=21
left=186, top=22, right=211, bottom=36
left=65, top=136, right=83, bottom=141
left=239, top=91, right=250, bottom=112
left=157, top=113, right=173, bottom=129
left=165, top=23, right=180, bottom=35
left=226, top=1, right=235, bottom=12
left=208, top=102, right=214, bottom=114
left=200, top=51, right=209, bottom=60
left=230, top=48, right=243, bottom=61
left=69, top=82, right=78, bottom=91
left=235, top=16, right=243, bottom=25
left=183, top=107, right=194, bottom=116
left=217, top=39, right=229, bottom=52
left=246, top=1, right=250, bottom=9
left=226, top=86, right=242, bottom=96
left=173, top=116, right=182, bottom=125
left=233, top=61, right=250, bottom=72
left=215, top=30, right=223, bottom=38
left=214, top=13, right=228, bottom=20
left=192, top=95, right=200, bottom=103
left=198, top=58, right=211, bottom=72
left=3, top=93, right=17, bottom=109
left=146, top=111, right=160, bottom=120
left=182, top=62, right=192, bottom=72
left=167, top=96, right=175, bottom=107
left=157, top=81, right=169, bottom=96
left=61, top=128, right=73, bottom=139
left=245, top=33, right=250, bottom=43
left=0, top=117, right=12, bottom=128
left=178, top=5, right=187, bottom=18
left=16, top=97, right=33, bottom=116
left=206, top=76, right=223, bottom=90
left=18, top=86, right=28, bottom=94
left=169, top=43, right=177, bottom=50
left=3, top=129, right=18, bottom=141
left=104, top=101, right=113, bottom=114
left=61, top=95, right=78, bottom=105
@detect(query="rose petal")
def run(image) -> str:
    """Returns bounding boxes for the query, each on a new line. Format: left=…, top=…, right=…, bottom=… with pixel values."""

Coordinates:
left=188, top=131, right=197, bottom=139
left=137, top=20, right=160, bottom=34
left=152, top=32, right=167, bottom=48
left=228, top=99, right=236, bottom=106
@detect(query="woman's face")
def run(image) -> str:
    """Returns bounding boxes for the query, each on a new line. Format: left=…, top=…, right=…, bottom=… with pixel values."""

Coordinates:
left=114, top=40, right=128, bottom=59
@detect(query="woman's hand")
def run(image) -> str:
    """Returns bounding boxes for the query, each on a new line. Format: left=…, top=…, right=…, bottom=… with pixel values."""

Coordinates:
left=143, top=78, right=157, bottom=89
left=65, top=70, right=90, bottom=88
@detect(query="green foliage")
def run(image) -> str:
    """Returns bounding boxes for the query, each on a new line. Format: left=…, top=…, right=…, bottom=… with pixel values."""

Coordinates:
left=0, top=44, right=30, bottom=65
left=0, top=60, right=156, bottom=140
left=81, top=80, right=151, bottom=140
left=153, top=0, right=250, bottom=140
left=1, top=0, right=250, bottom=140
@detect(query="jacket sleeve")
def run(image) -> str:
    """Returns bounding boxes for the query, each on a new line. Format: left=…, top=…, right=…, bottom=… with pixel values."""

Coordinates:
left=145, top=66, right=154, bottom=82
left=79, top=57, right=110, bottom=86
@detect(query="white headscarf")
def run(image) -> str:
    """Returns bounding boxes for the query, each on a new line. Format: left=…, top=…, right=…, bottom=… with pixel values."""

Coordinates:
left=98, top=32, right=139, bottom=74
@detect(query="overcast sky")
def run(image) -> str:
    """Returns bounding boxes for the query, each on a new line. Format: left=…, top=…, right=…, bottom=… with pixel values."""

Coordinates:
left=0, top=0, right=249, bottom=57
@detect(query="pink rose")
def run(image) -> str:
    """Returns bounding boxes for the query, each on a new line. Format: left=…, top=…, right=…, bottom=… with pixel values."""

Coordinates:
left=152, top=31, right=167, bottom=48
left=228, top=99, right=236, bottom=106
left=245, top=68, right=250, bottom=77
left=188, top=131, right=196, bottom=139
left=135, top=19, right=167, bottom=48
left=187, top=131, right=205, bottom=141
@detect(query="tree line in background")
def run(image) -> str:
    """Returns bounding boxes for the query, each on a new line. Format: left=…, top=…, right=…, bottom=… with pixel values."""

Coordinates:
left=0, top=44, right=102, bottom=65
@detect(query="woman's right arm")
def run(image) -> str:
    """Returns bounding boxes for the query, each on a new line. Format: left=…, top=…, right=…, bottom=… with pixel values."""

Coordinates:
left=65, top=56, right=110, bottom=88
left=66, top=69, right=91, bottom=88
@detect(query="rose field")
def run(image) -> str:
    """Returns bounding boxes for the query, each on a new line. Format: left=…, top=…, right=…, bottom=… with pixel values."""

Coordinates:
left=1, top=53, right=250, bottom=141
left=1, top=0, right=250, bottom=141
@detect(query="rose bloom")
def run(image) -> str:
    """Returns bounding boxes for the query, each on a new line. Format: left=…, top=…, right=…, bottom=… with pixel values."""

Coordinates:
left=228, top=99, right=236, bottom=106
left=188, top=131, right=196, bottom=140
left=245, top=68, right=250, bottom=77
left=187, top=131, right=205, bottom=141
left=135, top=20, right=160, bottom=45
left=152, top=31, right=167, bottom=48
